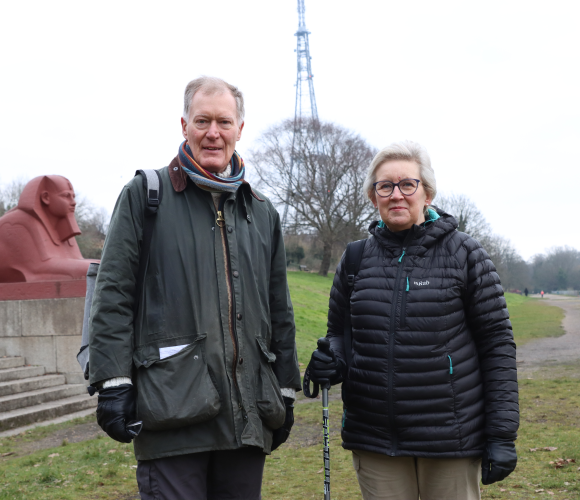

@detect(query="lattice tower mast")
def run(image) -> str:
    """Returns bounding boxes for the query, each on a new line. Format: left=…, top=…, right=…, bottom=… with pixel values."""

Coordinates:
left=281, top=0, right=323, bottom=229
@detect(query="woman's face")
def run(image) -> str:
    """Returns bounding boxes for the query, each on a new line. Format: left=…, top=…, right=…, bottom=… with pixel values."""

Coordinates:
left=372, top=160, right=431, bottom=232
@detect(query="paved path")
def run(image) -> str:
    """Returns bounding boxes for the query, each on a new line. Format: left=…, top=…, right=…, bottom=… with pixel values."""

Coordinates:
left=517, top=295, right=580, bottom=368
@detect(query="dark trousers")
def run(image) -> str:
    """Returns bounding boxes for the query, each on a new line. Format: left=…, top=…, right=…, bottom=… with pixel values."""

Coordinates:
left=137, top=447, right=266, bottom=500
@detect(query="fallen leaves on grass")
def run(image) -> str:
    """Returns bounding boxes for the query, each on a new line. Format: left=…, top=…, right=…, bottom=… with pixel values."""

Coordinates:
left=107, top=449, right=117, bottom=454
left=48, top=453, right=59, bottom=458
left=0, top=452, right=14, bottom=457
left=530, top=446, right=558, bottom=452
left=548, top=458, right=576, bottom=469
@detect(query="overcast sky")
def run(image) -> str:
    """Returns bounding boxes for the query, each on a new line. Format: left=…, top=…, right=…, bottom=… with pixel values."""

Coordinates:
left=1, top=0, right=579, bottom=260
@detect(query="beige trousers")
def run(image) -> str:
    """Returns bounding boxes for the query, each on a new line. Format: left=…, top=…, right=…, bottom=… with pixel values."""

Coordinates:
left=352, top=450, right=482, bottom=500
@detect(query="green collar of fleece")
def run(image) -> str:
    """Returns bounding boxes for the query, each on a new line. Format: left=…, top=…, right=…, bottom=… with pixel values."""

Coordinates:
left=377, top=208, right=440, bottom=229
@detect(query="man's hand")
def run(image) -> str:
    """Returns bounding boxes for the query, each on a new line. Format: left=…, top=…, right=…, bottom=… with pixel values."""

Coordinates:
left=481, top=439, right=517, bottom=485
left=96, top=384, right=139, bottom=443
left=271, top=397, right=294, bottom=451
left=306, top=338, right=345, bottom=387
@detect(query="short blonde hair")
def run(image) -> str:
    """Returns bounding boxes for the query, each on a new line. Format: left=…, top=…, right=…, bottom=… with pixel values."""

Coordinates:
left=183, top=76, right=245, bottom=123
left=363, top=140, right=437, bottom=212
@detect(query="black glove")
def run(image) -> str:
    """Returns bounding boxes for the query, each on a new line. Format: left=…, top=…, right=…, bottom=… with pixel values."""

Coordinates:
left=96, top=384, right=140, bottom=443
left=481, top=438, right=517, bottom=485
left=271, top=397, right=294, bottom=451
left=306, top=338, right=345, bottom=387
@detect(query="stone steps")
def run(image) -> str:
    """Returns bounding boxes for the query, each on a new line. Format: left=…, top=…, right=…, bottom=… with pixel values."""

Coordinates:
left=0, top=383, right=88, bottom=413
left=0, top=393, right=97, bottom=432
left=0, top=355, right=96, bottom=433
left=0, top=365, right=45, bottom=383
left=0, top=356, right=25, bottom=370
left=0, top=374, right=66, bottom=398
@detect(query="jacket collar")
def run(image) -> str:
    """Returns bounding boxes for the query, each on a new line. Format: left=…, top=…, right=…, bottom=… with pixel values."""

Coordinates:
left=369, top=207, right=458, bottom=256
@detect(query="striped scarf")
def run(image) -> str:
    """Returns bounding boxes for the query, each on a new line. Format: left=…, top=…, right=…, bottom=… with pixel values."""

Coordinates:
left=178, top=141, right=245, bottom=193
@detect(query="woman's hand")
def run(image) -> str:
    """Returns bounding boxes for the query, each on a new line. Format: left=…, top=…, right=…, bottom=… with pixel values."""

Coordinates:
left=305, top=337, right=345, bottom=387
left=481, top=439, right=518, bottom=485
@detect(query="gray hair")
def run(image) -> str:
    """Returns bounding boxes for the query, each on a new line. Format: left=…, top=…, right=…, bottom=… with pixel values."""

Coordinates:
left=183, top=76, right=245, bottom=124
left=363, top=140, right=437, bottom=213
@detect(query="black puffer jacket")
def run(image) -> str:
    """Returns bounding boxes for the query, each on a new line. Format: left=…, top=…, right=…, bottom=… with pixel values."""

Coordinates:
left=327, top=211, right=519, bottom=458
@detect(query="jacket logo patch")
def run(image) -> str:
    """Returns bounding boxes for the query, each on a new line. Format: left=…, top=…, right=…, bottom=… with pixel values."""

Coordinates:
left=414, top=280, right=430, bottom=286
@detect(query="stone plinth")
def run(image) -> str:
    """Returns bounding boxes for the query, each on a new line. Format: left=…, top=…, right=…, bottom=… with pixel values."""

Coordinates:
left=0, top=295, right=86, bottom=384
left=0, top=279, right=86, bottom=301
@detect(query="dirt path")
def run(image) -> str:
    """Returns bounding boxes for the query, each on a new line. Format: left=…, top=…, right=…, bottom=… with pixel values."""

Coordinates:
left=517, top=295, right=580, bottom=369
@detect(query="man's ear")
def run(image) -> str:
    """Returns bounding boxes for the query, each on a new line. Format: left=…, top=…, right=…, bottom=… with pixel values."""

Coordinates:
left=237, top=121, right=244, bottom=141
left=181, top=117, right=188, bottom=140
left=40, top=191, right=50, bottom=206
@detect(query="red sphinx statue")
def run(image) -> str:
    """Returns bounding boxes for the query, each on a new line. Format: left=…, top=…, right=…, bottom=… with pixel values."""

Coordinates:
left=0, top=175, right=97, bottom=283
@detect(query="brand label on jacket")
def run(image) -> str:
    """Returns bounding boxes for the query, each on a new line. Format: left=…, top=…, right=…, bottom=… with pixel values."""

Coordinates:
left=414, top=280, right=430, bottom=286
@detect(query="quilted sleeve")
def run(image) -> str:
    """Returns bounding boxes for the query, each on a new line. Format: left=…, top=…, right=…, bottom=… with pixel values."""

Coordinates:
left=464, top=237, right=519, bottom=441
left=326, top=253, right=349, bottom=364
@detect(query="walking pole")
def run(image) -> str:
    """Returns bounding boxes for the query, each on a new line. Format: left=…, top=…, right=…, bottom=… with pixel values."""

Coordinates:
left=322, top=380, right=331, bottom=500
left=303, top=337, right=333, bottom=500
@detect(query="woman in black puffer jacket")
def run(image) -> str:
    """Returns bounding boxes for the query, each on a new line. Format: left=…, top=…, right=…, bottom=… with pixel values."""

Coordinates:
left=306, top=140, right=518, bottom=500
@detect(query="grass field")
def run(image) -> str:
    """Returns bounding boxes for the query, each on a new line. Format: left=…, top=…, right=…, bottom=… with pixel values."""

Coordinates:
left=0, top=272, right=574, bottom=499
left=287, top=271, right=334, bottom=366
left=505, top=293, right=565, bottom=346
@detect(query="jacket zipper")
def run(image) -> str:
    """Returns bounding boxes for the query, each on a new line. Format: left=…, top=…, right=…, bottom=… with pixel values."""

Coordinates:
left=400, top=276, right=409, bottom=328
left=388, top=247, right=406, bottom=455
left=216, top=195, right=243, bottom=411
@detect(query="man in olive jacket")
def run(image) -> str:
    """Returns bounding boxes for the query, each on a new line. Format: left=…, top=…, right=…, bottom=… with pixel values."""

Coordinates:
left=89, top=76, right=301, bottom=499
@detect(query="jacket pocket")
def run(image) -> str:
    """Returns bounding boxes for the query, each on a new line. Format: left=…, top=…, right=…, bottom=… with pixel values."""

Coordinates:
left=255, top=337, right=286, bottom=430
left=134, top=334, right=220, bottom=431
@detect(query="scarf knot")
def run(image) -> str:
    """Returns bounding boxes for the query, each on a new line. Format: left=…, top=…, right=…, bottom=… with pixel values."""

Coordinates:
left=177, top=141, right=245, bottom=193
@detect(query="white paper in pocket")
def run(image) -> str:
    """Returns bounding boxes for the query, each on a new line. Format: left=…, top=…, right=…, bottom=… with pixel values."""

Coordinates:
left=159, top=344, right=190, bottom=360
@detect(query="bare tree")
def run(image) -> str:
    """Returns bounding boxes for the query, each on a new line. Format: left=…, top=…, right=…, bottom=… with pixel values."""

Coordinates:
left=435, top=193, right=492, bottom=241
left=249, top=118, right=377, bottom=276
left=531, top=246, right=580, bottom=292
left=75, top=197, right=109, bottom=259
left=0, top=177, right=29, bottom=216
left=435, top=193, right=532, bottom=290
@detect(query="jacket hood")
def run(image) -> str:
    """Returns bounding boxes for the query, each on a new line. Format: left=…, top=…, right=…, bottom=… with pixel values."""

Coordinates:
left=369, top=206, right=458, bottom=256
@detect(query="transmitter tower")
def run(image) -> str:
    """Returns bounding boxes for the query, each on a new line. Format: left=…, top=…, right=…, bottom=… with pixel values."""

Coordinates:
left=281, top=0, right=323, bottom=229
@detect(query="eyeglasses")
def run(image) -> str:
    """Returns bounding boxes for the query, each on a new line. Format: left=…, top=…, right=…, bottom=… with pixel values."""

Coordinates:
left=373, top=178, right=421, bottom=198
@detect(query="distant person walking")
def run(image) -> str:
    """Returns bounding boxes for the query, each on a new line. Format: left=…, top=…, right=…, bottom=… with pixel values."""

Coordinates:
left=524, top=288, right=529, bottom=297
left=306, top=140, right=519, bottom=500
left=541, top=290, right=545, bottom=298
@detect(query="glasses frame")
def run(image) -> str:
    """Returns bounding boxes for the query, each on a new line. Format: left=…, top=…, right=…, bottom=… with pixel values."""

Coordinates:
left=373, top=178, right=422, bottom=198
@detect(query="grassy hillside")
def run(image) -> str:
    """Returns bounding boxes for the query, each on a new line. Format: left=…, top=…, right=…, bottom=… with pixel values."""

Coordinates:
left=287, top=271, right=334, bottom=367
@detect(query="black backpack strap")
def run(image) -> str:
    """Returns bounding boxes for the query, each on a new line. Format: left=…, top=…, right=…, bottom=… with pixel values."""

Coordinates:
left=134, top=169, right=163, bottom=315
left=343, top=238, right=367, bottom=368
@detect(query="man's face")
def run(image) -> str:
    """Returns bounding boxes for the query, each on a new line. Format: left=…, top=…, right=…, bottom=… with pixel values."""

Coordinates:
left=181, top=90, right=244, bottom=174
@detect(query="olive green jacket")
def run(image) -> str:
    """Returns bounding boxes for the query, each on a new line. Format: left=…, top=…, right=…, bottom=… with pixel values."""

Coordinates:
left=89, top=161, right=301, bottom=460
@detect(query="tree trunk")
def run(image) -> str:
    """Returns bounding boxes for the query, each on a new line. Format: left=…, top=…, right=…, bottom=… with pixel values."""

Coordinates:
left=319, top=240, right=332, bottom=276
